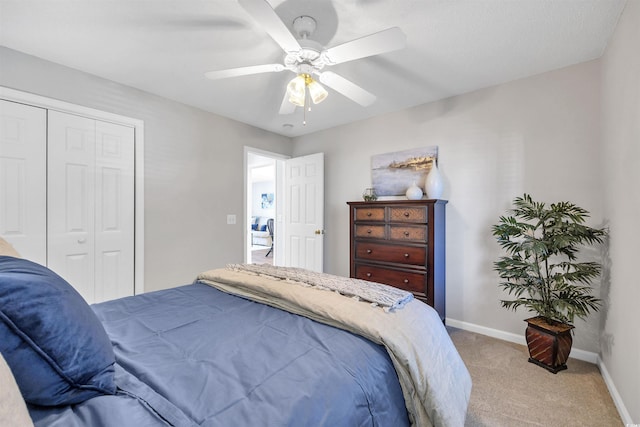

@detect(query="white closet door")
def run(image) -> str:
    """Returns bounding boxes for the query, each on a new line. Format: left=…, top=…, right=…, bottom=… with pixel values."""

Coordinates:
left=47, top=111, right=97, bottom=301
left=94, top=120, right=134, bottom=303
left=48, top=111, right=135, bottom=303
left=0, top=100, right=47, bottom=264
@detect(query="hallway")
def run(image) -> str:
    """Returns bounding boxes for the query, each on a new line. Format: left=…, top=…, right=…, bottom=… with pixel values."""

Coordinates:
left=250, top=247, right=272, bottom=265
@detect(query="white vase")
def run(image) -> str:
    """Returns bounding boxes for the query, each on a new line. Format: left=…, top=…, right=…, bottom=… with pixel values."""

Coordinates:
left=424, top=161, right=443, bottom=199
left=405, top=181, right=423, bottom=200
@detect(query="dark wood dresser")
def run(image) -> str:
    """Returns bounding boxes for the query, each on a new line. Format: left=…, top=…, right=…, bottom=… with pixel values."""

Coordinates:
left=347, top=199, right=447, bottom=321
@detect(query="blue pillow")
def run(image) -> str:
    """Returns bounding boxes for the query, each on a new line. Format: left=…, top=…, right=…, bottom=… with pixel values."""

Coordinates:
left=0, top=256, right=116, bottom=406
left=260, top=225, right=267, bottom=231
left=251, top=223, right=258, bottom=231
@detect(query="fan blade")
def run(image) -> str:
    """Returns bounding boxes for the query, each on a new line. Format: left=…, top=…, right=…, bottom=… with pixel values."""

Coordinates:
left=323, top=27, right=406, bottom=65
left=318, top=71, right=376, bottom=106
left=279, top=91, right=296, bottom=115
left=238, top=0, right=301, bottom=53
left=204, top=64, right=284, bottom=80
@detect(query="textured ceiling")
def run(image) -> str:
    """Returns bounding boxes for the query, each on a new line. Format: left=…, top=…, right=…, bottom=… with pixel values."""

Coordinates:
left=0, top=0, right=626, bottom=137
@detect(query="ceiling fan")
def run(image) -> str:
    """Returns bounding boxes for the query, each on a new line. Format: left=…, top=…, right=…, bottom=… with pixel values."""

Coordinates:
left=204, top=0, right=407, bottom=115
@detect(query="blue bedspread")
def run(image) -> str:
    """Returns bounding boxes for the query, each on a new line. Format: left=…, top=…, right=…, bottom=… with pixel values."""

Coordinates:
left=28, top=283, right=410, bottom=427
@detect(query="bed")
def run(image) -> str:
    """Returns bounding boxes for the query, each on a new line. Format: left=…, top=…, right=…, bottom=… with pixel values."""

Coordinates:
left=0, top=251, right=471, bottom=427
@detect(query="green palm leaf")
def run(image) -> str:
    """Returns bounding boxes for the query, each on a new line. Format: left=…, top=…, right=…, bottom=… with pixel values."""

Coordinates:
left=492, top=194, right=607, bottom=325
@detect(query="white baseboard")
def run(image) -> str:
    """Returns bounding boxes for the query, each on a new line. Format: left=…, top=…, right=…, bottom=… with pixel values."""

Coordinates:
left=445, top=318, right=598, bottom=363
left=597, top=358, right=634, bottom=425
left=446, top=318, right=633, bottom=424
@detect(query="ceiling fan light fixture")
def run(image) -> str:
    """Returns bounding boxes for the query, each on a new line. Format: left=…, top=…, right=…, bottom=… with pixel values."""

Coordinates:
left=287, top=74, right=306, bottom=106
left=287, top=73, right=327, bottom=107
left=307, top=79, right=328, bottom=104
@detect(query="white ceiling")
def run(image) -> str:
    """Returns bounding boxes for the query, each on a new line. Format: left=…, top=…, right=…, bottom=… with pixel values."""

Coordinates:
left=0, top=0, right=626, bottom=137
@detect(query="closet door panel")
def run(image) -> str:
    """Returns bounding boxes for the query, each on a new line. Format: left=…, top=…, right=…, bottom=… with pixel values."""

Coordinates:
left=95, top=121, right=134, bottom=302
left=47, top=110, right=96, bottom=302
left=0, top=100, right=46, bottom=264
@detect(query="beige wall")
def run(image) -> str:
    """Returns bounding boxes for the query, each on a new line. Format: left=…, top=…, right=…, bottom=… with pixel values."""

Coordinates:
left=293, top=60, right=605, bottom=355
left=601, top=0, right=640, bottom=422
left=0, top=47, right=293, bottom=292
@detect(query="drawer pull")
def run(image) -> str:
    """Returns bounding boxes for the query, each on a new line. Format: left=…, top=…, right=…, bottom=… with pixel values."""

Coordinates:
left=403, top=279, right=409, bottom=284
left=366, top=249, right=372, bottom=254
left=367, top=229, right=372, bottom=234
left=366, top=212, right=372, bottom=217
left=403, top=211, right=410, bottom=217
left=366, top=273, right=372, bottom=278
left=403, top=231, right=410, bottom=236
left=404, top=253, right=409, bottom=258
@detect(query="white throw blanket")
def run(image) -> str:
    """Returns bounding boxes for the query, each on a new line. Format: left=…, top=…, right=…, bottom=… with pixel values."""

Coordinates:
left=227, top=263, right=414, bottom=311
left=196, top=266, right=471, bottom=427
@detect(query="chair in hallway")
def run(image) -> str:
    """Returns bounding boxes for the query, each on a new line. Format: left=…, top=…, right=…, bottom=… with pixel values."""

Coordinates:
left=265, top=218, right=274, bottom=257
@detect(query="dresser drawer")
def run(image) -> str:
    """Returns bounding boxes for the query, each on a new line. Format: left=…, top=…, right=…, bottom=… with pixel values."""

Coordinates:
left=355, top=224, right=385, bottom=239
left=355, top=242, right=426, bottom=266
left=354, top=207, right=385, bottom=221
left=389, top=225, right=427, bottom=242
left=389, top=206, right=427, bottom=223
left=355, top=264, right=426, bottom=295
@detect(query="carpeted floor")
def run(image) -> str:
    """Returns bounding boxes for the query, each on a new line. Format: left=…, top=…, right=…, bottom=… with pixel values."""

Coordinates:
left=448, top=327, right=623, bottom=426
left=250, top=246, right=272, bottom=265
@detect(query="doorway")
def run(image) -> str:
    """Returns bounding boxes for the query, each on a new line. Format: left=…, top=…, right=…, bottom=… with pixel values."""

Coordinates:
left=244, top=148, right=287, bottom=265
left=244, top=148, right=325, bottom=271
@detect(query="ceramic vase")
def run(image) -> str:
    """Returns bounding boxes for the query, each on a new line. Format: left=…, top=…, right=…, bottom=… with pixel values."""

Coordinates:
left=424, top=161, right=443, bottom=199
left=405, top=182, right=423, bottom=200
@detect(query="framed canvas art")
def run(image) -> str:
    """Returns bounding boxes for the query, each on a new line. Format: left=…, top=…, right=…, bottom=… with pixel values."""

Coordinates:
left=371, top=147, right=438, bottom=197
left=261, top=193, right=274, bottom=208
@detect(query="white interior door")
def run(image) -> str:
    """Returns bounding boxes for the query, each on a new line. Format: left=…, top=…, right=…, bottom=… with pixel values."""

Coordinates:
left=283, top=152, right=324, bottom=272
left=0, top=100, right=47, bottom=264
left=47, top=111, right=134, bottom=303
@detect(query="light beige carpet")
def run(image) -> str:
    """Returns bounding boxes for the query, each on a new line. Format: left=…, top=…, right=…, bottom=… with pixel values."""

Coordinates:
left=250, top=247, right=272, bottom=265
left=448, top=327, right=623, bottom=427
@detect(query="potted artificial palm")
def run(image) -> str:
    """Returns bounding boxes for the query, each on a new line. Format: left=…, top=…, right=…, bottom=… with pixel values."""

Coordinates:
left=492, top=194, right=607, bottom=373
